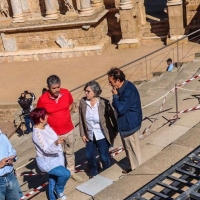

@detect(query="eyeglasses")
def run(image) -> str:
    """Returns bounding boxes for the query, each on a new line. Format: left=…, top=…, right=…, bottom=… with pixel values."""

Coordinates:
left=85, top=90, right=92, bottom=94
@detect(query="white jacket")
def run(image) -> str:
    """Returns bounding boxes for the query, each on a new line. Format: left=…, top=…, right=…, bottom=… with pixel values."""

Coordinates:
left=32, top=125, right=64, bottom=172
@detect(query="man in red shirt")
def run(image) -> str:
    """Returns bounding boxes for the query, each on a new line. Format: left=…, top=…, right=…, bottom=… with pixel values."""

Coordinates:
left=37, top=75, right=82, bottom=182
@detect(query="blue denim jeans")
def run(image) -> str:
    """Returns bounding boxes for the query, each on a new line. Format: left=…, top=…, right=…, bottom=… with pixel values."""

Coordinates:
left=48, top=166, right=70, bottom=200
left=86, top=138, right=110, bottom=176
left=0, top=171, right=21, bottom=200
left=15, top=176, right=23, bottom=198
left=24, top=115, right=34, bottom=133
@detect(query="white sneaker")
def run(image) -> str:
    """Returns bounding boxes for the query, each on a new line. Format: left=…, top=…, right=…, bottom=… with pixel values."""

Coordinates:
left=58, top=193, right=67, bottom=200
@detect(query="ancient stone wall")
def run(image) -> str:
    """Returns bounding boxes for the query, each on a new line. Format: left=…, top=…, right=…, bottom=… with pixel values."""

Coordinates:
left=0, top=37, right=4, bottom=51
left=119, top=1, right=143, bottom=40
left=185, top=0, right=200, bottom=27
left=1, top=18, right=108, bottom=50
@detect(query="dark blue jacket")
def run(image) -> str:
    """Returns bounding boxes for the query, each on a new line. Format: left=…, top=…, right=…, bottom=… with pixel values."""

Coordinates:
left=112, top=80, right=142, bottom=136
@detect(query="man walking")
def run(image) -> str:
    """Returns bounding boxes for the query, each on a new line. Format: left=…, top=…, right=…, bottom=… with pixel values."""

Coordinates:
left=0, top=130, right=22, bottom=200
left=107, top=68, right=142, bottom=174
left=37, top=75, right=82, bottom=182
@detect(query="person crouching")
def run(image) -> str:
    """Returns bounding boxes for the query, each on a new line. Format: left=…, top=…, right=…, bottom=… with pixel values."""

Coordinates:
left=30, top=108, right=70, bottom=200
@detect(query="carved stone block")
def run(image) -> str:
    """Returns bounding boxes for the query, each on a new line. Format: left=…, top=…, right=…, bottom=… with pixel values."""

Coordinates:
left=1, top=34, right=18, bottom=52
left=122, top=32, right=133, bottom=39
left=168, top=4, right=182, bottom=16
left=119, top=9, right=133, bottom=20
left=169, top=16, right=184, bottom=28
left=56, top=35, right=75, bottom=48
left=120, top=20, right=128, bottom=33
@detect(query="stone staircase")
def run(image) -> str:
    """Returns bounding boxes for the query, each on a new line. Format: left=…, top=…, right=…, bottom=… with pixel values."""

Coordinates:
left=142, top=19, right=169, bottom=44
left=9, top=58, right=200, bottom=199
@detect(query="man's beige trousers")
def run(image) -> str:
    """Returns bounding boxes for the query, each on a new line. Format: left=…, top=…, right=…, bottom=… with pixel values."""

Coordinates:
left=59, top=130, right=75, bottom=174
left=121, top=130, right=142, bottom=170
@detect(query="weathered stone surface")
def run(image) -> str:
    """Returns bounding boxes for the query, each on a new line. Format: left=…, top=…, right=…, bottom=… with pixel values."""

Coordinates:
left=2, top=36, right=18, bottom=52
left=122, top=32, right=133, bottom=39
left=119, top=9, right=133, bottom=20
left=56, top=35, right=75, bottom=48
left=120, top=20, right=128, bottom=33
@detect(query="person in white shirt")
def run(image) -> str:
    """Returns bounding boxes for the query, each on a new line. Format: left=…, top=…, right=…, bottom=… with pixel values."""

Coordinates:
left=79, top=81, right=118, bottom=179
left=30, top=108, right=70, bottom=200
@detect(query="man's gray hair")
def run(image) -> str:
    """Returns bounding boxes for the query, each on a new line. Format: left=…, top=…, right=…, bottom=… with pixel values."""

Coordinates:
left=84, top=80, right=102, bottom=97
left=47, top=75, right=61, bottom=87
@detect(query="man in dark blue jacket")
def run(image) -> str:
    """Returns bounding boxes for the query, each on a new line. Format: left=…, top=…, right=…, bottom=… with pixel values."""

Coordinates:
left=107, top=67, right=142, bottom=174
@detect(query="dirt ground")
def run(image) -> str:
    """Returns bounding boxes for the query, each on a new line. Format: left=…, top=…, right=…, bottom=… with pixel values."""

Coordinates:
left=0, top=41, right=166, bottom=104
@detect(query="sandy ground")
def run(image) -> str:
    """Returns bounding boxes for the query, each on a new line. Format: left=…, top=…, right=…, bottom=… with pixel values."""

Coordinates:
left=1, top=40, right=197, bottom=104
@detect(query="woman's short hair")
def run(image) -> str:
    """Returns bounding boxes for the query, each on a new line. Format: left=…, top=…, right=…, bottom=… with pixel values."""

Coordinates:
left=84, top=81, right=102, bottom=97
left=30, top=107, right=47, bottom=125
left=107, top=67, right=125, bottom=82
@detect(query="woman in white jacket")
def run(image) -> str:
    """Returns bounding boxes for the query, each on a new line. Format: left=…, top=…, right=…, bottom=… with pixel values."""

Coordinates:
left=30, top=107, right=70, bottom=200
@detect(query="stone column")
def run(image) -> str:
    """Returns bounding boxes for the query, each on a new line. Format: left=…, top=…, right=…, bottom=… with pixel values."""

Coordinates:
left=20, top=0, right=31, bottom=17
left=44, top=0, right=60, bottom=20
left=139, top=0, right=146, bottom=26
left=167, top=0, right=185, bottom=42
left=79, top=0, right=94, bottom=16
left=10, top=0, right=25, bottom=23
left=91, top=0, right=103, bottom=8
left=117, top=2, right=141, bottom=49
left=119, top=0, right=133, bottom=10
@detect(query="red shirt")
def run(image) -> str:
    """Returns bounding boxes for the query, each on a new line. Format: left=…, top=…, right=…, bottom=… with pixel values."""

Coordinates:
left=37, top=88, right=74, bottom=135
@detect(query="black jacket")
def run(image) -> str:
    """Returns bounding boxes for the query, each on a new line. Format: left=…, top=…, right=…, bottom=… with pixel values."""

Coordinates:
left=18, top=93, right=35, bottom=115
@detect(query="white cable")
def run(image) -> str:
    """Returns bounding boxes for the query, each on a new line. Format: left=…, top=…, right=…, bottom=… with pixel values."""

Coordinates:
left=142, top=90, right=172, bottom=109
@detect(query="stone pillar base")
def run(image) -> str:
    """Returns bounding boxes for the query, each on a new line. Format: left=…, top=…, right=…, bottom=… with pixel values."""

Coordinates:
left=167, top=0, right=182, bottom=6
left=79, top=8, right=94, bottom=16
left=44, top=12, right=60, bottom=20
left=65, top=11, right=78, bottom=18
left=117, top=38, right=141, bottom=49
left=119, top=2, right=133, bottom=10
left=166, top=35, right=188, bottom=45
left=12, top=14, right=25, bottom=23
left=91, top=1, right=103, bottom=8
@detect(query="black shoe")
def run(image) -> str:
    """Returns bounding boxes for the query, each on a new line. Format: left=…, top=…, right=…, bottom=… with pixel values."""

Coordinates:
left=89, top=175, right=96, bottom=179
left=122, top=168, right=132, bottom=174
left=24, top=130, right=29, bottom=134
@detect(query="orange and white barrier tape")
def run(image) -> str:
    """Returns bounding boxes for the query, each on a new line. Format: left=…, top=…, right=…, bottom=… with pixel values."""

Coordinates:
left=16, top=173, right=46, bottom=177
left=20, top=182, right=48, bottom=200
left=111, top=147, right=124, bottom=158
left=142, top=73, right=200, bottom=135
left=75, top=146, right=124, bottom=168
left=19, top=146, right=125, bottom=199
left=140, top=104, right=200, bottom=140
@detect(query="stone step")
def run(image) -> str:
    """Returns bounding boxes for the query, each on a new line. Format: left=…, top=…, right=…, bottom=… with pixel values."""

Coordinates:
left=144, top=23, right=169, bottom=28
left=142, top=27, right=169, bottom=33
left=11, top=59, right=200, bottom=200
left=0, top=122, right=16, bottom=138
left=147, top=20, right=169, bottom=25
left=143, top=31, right=168, bottom=37
left=94, top=123, right=200, bottom=200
